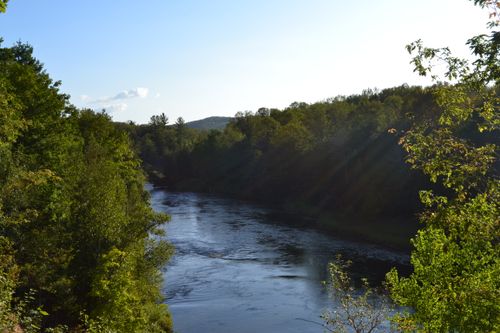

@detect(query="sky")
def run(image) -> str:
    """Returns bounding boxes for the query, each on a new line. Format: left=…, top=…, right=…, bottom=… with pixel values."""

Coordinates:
left=0, top=0, right=491, bottom=123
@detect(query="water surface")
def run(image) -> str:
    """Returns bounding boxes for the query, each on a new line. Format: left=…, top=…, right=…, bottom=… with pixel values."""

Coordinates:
left=150, top=187, right=409, bottom=333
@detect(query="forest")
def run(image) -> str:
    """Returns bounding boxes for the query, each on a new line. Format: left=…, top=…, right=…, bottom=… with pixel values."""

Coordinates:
left=125, top=83, right=495, bottom=248
left=0, top=41, right=174, bottom=332
left=1, top=0, right=499, bottom=332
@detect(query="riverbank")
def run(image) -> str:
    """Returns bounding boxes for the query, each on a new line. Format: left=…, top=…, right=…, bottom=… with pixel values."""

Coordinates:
left=263, top=202, right=417, bottom=252
left=149, top=178, right=418, bottom=252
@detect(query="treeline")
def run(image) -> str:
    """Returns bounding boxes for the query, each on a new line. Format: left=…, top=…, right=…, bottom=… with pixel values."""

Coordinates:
left=127, top=86, right=439, bottom=224
left=0, top=42, right=173, bottom=331
left=126, top=83, right=499, bottom=246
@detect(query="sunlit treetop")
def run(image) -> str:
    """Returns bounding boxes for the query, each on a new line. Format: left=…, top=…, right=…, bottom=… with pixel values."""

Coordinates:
left=0, top=0, right=8, bottom=13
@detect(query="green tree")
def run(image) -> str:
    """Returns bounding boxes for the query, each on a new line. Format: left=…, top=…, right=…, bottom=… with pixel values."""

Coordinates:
left=0, top=40, right=173, bottom=332
left=322, top=256, right=394, bottom=333
left=0, top=0, right=8, bottom=13
left=387, top=1, right=500, bottom=331
left=150, top=113, right=169, bottom=127
left=175, top=116, right=186, bottom=148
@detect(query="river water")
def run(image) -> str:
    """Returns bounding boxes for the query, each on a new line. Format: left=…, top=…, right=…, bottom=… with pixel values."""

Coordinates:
left=149, top=187, right=410, bottom=333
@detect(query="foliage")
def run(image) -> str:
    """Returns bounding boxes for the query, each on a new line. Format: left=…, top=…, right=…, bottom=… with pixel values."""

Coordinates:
left=0, top=40, right=173, bottom=331
left=322, top=256, right=394, bottom=333
left=387, top=1, right=500, bottom=331
left=0, top=0, right=7, bottom=13
left=129, top=85, right=437, bottom=225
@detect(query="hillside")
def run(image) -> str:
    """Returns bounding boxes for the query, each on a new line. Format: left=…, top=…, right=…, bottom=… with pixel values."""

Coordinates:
left=127, top=85, right=441, bottom=248
left=186, top=116, right=232, bottom=130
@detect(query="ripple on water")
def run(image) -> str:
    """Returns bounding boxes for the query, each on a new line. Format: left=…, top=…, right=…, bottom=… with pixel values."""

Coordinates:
left=151, top=188, right=410, bottom=333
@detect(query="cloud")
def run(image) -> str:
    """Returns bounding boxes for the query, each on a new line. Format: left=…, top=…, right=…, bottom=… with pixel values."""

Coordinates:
left=92, top=102, right=128, bottom=113
left=112, top=87, right=149, bottom=100
left=88, top=87, right=149, bottom=104
left=82, top=87, right=149, bottom=113
left=103, top=103, right=128, bottom=113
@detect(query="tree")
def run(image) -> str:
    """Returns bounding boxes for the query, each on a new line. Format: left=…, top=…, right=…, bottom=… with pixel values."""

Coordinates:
left=322, top=256, right=394, bottom=333
left=0, top=40, right=173, bottom=332
left=386, top=1, right=500, bottom=331
left=150, top=113, right=169, bottom=127
left=0, top=0, right=8, bottom=13
left=175, top=116, right=187, bottom=148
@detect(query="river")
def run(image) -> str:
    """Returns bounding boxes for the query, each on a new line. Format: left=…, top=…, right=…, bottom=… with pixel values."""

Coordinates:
left=149, top=186, right=410, bottom=333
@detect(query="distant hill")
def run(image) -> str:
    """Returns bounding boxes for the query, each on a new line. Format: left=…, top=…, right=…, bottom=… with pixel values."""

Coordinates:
left=186, top=116, right=232, bottom=130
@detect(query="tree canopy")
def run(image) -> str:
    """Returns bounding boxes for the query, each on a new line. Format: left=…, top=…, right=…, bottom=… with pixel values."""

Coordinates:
left=386, top=1, right=499, bottom=331
left=0, top=0, right=8, bottom=13
left=0, top=41, right=173, bottom=332
left=127, top=85, right=438, bottom=247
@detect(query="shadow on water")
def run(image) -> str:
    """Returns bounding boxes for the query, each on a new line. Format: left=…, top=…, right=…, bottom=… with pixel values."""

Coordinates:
left=149, top=187, right=411, bottom=333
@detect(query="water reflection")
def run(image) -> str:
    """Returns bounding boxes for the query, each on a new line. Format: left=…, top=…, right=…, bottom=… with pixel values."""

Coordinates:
left=149, top=186, right=409, bottom=333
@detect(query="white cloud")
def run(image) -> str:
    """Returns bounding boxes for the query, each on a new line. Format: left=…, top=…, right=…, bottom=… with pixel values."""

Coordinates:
left=82, top=87, right=149, bottom=113
left=96, top=103, right=128, bottom=113
left=112, top=87, right=149, bottom=100
left=88, top=87, right=149, bottom=104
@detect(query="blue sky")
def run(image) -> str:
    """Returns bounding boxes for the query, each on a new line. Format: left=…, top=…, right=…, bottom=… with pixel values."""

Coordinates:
left=0, top=0, right=490, bottom=123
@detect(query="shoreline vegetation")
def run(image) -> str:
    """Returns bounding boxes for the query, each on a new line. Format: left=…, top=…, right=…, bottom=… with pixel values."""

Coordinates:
left=127, top=85, right=442, bottom=252
left=149, top=180, right=417, bottom=252
left=0, top=41, right=174, bottom=331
